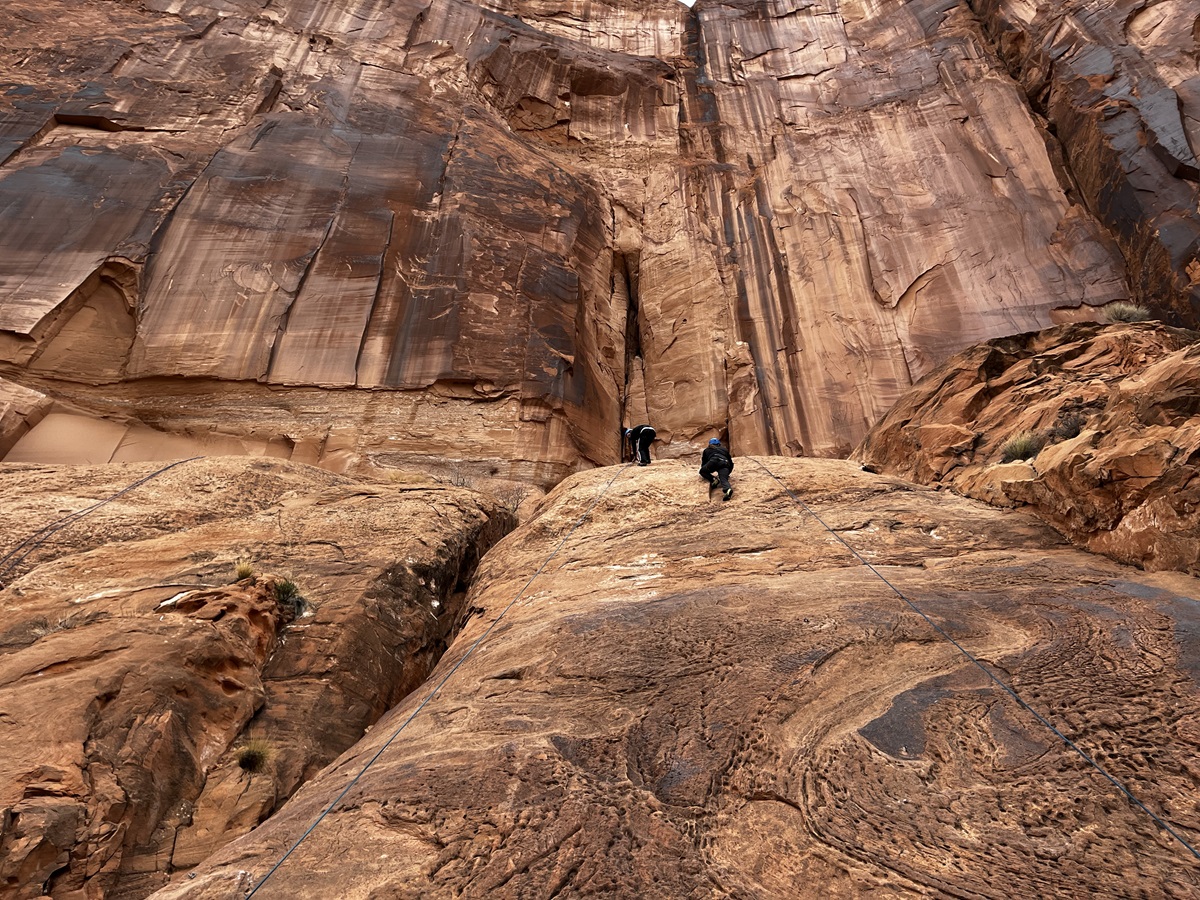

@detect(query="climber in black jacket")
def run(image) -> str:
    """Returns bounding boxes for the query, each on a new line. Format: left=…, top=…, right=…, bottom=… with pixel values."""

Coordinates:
left=625, top=424, right=656, bottom=465
left=700, top=438, right=734, bottom=500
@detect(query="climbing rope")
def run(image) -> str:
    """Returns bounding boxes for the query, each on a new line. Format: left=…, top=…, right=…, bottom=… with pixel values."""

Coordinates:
left=244, top=462, right=634, bottom=897
left=0, top=456, right=203, bottom=586
left=748, top=456, right=1200, bottom=861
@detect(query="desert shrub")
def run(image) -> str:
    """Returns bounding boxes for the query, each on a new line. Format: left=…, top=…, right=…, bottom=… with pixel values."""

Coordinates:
left=274, top=579, right=300, bottom=602
left=273, top=579, right=309, bottom=618
left=1103, top=302, right=1152, bottom=323
left=492, top=486, right=528, bottom=515
left=27, top=611, right=104, bottom=640
left=234, top=560, right=255, bottom=582
left=26, top=617, right=52, bottom=640
left=1000, top=430, right=1045, bottom=463
left=236, top=739, right=273, bottom=774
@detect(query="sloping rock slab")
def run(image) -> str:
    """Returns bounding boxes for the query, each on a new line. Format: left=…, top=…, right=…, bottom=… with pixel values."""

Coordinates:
left=155, top=459, right=1200, bottom=899
left=0, top=458, right=511, bottom=898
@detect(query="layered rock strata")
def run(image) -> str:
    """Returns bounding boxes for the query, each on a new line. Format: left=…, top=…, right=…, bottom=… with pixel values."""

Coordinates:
left=0, top=0, right=1142, bottom=476
left=855, top=321, right=1200, bottom=577
left=970, top=0, right=1200, bottom=322
left=155, top=460, right=1200, bottom=899
left=0, top=458, right=512, bottom=898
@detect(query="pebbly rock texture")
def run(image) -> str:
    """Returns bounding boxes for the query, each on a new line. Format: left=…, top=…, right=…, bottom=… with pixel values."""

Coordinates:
left=0, top=457, right=512, bottom=898
left=855, top=321, right=1200, bottom=577
left=970, top=0, right=1200, bottom=323
left=0, top=0, right=1152, bottom=475
left=154, top=459, right=1200, bottom=899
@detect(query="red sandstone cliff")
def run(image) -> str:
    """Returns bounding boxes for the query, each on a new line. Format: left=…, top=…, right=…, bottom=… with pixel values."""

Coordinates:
left=3, top=0, right=1200, bottom=897
left=4, top=0, right=1194, bottom=477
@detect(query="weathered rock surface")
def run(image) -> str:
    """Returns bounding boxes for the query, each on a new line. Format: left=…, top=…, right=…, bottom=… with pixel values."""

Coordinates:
left=153, top=460, right=1200, bottom=899
left=855, top=322, right=1200, bottom=577
left=0, top=0, right=1155, bottom=476
left=0, top=378, right=50, bottom=459
left=971, top=0, right=1200, bottom=322
left=0, top=457, right=511, bottom=898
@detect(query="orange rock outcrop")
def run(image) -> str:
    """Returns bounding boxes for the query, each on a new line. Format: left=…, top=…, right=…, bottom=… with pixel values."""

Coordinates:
left=856, top=322, right=1200, bottom=577
left=0, top=458, right=510, bottom=898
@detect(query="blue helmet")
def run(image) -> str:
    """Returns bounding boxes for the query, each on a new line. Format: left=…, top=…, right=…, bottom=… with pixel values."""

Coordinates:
left=709, top=438, right=721, bottom=445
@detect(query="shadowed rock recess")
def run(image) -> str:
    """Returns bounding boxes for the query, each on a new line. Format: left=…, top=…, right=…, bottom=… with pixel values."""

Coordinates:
left=6, top=0, right=1197, bottom=477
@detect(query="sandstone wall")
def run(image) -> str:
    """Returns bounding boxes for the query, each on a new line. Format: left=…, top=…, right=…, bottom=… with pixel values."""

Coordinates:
left=2, top=0, right=1174, bottom=478
left=970, top=0, right=1200, bottom=322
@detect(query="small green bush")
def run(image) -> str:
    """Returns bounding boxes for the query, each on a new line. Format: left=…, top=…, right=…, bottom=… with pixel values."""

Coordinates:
left=1103, top=302, right=1151, bottom=323
left=1000, top=431, right=1045, bottom=463
left=273, top=579, right=308, bottom=618
left=274, top=579, right=299, bottom=602
left=236, top=739, right=273, bottom=774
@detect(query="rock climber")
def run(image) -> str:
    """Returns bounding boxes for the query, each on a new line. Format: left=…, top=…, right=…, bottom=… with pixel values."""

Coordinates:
left=699, top=437, right=734, bottom=500
left=625, top=424, right=656, bottom=465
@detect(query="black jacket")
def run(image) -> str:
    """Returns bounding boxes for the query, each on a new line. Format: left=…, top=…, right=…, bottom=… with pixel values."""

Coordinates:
left=628, top=424, right=655, bottom=443
left=626, top=424, right=655, bottom=459
left=702, top=444, right=733, bottom=469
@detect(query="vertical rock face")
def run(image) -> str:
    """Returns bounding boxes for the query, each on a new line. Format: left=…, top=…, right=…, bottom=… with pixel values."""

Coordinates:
left=1, top=0, right=1166, bottom=476
left=661, top=0, right=1128, bottom=457
left=969, top=0, right=1200, bottom=321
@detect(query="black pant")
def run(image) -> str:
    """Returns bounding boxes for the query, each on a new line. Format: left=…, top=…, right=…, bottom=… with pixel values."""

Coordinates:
left=631, top=429, right=655, bottom=465
left=699, top=460, right=732, bottom=490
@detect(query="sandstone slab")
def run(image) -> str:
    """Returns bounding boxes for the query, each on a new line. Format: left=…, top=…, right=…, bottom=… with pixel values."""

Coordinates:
left=152, top=459, right=1200, bottom=898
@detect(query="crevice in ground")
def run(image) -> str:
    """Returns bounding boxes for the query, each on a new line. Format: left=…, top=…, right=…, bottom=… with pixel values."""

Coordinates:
left=163, top=505, right=516, bottom=887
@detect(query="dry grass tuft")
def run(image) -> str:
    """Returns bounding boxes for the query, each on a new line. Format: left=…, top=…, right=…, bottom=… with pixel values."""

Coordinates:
left=1103, top=302, right=1152, bottom=323
left=1000, top=431, right=1045, bottom=463
left=236, top=738, right=273, bottom=774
